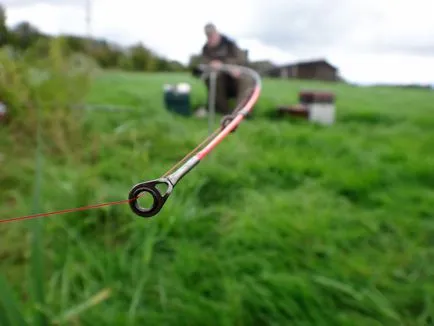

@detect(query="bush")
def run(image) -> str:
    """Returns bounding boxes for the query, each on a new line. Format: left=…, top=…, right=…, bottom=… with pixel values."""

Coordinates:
left=0, top=36, right=96, bottom=153
left=0, top=37, right=97, bottom=326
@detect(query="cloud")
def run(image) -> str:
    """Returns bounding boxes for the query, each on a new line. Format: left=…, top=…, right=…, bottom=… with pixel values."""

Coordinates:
left=3, top=0, right=434, bottom=84
left=5, top=2, right=85, bottom=35
left=240, top=0, right=434, bottom=58
left=345, top=0, right=434, bottom=57
left=328, top=51, right=434, bottom=84
left=240, top=0, right=379, bottom=55
left=1, top=0, right=77, bottom=8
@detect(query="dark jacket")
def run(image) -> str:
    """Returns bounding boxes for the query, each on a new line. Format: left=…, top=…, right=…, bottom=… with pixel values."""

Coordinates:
left=201, top=35, right=245, bottom=65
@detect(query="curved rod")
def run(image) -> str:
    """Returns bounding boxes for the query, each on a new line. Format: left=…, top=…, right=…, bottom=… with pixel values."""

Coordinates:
left=128, top=63, right=262, bottom=218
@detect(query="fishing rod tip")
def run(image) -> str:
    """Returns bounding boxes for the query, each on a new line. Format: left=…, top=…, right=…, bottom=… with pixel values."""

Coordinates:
left=128, top=178, right=173, bottom=218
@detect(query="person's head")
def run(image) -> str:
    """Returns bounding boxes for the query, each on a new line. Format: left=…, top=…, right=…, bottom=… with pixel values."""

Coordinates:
left=204, top=23, right=221, bottom=46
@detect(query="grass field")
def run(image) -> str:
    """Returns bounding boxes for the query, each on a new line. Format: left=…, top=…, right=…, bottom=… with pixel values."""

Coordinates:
left=1, top=70, right=434, bottom=325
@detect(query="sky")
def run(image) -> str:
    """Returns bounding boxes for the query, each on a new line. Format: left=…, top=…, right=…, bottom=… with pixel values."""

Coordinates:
left=3, top=0, right=434, bottom=85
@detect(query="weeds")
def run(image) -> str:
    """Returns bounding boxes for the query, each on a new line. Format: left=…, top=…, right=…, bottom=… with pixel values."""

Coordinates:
left=1, top=36, right=95, bottom=325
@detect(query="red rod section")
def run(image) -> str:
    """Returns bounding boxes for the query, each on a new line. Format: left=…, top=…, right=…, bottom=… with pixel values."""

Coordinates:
left=196, top=86, right=261, bottom=160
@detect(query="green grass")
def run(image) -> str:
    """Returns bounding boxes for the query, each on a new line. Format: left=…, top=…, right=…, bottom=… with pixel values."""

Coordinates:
left=1, top=70, right=434, bottom=325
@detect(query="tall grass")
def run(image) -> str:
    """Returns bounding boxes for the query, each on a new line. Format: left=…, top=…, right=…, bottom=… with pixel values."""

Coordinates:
left=0, top=37, right=96, bottom=325
left=1, top=62, right=434, bottom=324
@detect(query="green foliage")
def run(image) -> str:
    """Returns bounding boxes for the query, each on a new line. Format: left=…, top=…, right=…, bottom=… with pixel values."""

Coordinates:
left=0, top=46, right=32, bottom=122
left=0, top=35, right=94, bottom=154
left=1, top=70, right=434, bottom=325
left=0, top=32, right=96, bottom=326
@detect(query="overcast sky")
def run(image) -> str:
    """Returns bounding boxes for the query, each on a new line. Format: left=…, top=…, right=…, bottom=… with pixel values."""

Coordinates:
left=3, top=0, right=434, bottom=84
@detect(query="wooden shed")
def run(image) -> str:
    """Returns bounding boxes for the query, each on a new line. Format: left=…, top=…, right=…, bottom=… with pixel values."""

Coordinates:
left=265, top=59, right=339, bottom=82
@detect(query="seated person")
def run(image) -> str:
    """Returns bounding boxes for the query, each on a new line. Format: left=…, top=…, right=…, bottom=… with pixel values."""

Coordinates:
left=196, top=23, right=251, bottom=116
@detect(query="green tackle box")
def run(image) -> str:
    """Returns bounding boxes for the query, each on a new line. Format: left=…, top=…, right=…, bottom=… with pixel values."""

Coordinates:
left=163, top=83, right=192, bottom=116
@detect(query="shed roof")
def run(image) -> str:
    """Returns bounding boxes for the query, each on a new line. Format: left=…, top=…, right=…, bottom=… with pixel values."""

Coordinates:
left=283, top=59, right=337, bottom=70
left=265, top=58, right=338, bottom=73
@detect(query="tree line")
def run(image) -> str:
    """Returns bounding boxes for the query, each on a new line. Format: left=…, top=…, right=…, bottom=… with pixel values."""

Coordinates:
left=0, top=4, right=196, bottom=72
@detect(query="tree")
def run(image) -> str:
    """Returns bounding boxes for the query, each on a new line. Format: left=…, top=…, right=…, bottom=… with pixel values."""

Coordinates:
left=188, top=54, right=201, bottom=69
left=129, top=43, right=156, bottom=71
left=0, top=4, right=8, bottom=47
left=10, top=21, right=41, bottom=50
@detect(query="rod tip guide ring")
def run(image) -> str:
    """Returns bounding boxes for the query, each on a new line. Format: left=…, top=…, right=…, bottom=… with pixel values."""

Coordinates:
left=128, top=184, right=161, bottom=218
